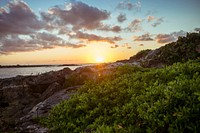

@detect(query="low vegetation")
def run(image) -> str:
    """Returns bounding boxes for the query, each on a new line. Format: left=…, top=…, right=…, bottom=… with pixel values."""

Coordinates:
left=39, top=59, right=200, bottom=132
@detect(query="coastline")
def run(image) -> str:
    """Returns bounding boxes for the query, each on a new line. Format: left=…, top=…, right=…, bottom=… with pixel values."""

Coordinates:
left=0, top=63, right=111, bottom=79
left=0, top=62, right=120, bottom=131
left=0, top=64, right=86, bottom=68
left=0, top=65, right=84, bottom=79
left=0, top=64, right=97, bottom=79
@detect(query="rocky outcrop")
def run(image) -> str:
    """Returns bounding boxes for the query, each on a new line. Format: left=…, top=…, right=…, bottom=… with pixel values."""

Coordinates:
left=41, top=82, right=63, bottom=100
left=116, top=49, right=164, bottom=68
left=144, top=49, right=160, bottom=60
left=16, top=87, right=78, bottom=132
left=0, top=64, right=120, bottom=132
left=72, top=63, right=120, bottom=81
left=0, top=68, right=72, bottom=132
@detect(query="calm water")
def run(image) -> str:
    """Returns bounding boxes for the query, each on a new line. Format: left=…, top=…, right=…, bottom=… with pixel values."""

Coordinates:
left=0, top=66, right=81, bottom=79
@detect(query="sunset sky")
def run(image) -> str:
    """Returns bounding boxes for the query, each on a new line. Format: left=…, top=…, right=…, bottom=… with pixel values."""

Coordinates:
left=0, top=0, right=199, bottom=65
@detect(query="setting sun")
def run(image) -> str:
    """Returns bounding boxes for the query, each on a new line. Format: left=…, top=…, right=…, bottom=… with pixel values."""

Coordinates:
left=96, top=56, right=105, bottom=63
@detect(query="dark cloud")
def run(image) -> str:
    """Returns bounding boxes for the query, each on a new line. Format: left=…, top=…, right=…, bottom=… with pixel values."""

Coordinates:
left=36, top=32, right=61, bottom=42
left=111, top=45, right=119, bottom=48
left=0, top=1, right=43, bottom=35
left=117, top=13, right=126, bottom=23
left=58, top=27, right=70, bottom=34
left=147, top=15, right=155, bottom=22
left=155, top=34, right=176, bottom=43
left=172, top=30, right=187, bottom=37
left=69, top=31, right=122, bottom=44
left=126, top=19, right=142, bottom=32
left=146, top=15, right=164, bottom=27
left=156, top=30, right=186, bottom=43
left=40, top=11, right=64, bottom=32
left=40, top=11, right=55, bottom=22
left=116, top=1, right=141, bottom=11
left=194, top=27, right=200, bottom=32
left=66, top=43, right=86, bottom=48
left=111, top=26, right=122, bottom=32
left=98, top=25, right=122, bottom=33
left=0, top=1, right=111, bottom=54
left=0, top=34, right=86, bottom=54
left=152, top=17, right=164, bottom=27
left=134, top=33, right=154, bottom=41
left=0, top=35, right=41, bottom=54
left=42, top=1, right=110, bottom=31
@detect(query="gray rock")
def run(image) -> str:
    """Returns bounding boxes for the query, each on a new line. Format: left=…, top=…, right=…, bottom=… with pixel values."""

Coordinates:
left=144, top=49, right=160, bottom=60
left=17, top=88, right=78, bottom=132
left=41, top=82, right=63, bottom=100
left=0, top=68, right=72, bottom=132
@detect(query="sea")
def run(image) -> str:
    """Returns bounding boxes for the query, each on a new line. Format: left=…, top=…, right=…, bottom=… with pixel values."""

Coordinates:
left=0, top=65, right=82, bottom=79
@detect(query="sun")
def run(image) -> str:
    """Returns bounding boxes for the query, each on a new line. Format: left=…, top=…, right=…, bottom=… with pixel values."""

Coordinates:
left=96, top=56, right=105, bottom=63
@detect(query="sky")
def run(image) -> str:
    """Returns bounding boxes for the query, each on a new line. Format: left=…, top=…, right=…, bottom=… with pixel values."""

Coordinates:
left=0, top=0, right=199, bottom=65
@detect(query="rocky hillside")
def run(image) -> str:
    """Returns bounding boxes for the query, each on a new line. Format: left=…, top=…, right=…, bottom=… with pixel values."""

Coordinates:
left=119, top=32, right=200, bottom=67
left=0, top=68, right=73, bottom=132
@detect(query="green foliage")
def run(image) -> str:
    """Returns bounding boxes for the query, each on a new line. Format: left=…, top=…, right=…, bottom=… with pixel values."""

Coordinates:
left=64, top=72, right=89, bottom=87
left=128, top=32, right=200, bottom=67
left=153, top=32, right=200, bottom=65
left=64, top=66, right=95, bottom=87
left=41, top=60, right=200, bottom=133
left=129, top=49, right=151, bottom=60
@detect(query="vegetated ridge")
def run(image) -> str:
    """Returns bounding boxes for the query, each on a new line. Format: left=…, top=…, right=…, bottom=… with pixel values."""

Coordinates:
left=119, top=32, right=200, bottom=67
left=39, top=32, right=200, bottom=132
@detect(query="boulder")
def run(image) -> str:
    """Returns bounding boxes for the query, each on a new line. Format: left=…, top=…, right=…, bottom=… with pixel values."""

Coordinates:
left=41, top=82, right=63, bottom=100
left=0, top=67, right=72, bottom=132
left=17, top=88, right=77, bottom=132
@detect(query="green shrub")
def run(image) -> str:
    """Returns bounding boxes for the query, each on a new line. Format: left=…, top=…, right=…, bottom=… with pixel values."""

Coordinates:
left=64, top=73, right=89, bottom=88
left=41, top=60, right=200, bottom=133
left=128, top=32, right=200, bottom=66
left=153, top=32, right=200, bottom=65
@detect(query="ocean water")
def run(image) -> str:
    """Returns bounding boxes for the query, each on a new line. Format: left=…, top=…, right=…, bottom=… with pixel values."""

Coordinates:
left=0, top=65, right=81, bottom=79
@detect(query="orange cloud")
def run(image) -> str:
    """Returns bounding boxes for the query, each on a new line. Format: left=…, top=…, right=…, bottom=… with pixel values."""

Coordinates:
left=147, top=15, right=155, bottom=22
left=134, top=33, right=154, bottom=41
left=69, top=31, right=122, bottom=44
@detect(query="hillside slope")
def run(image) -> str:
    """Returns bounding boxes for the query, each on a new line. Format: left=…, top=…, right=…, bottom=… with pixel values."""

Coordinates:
left=41, top=59, right=200, bottom=133
left=119, top=32, right=200, bottom=67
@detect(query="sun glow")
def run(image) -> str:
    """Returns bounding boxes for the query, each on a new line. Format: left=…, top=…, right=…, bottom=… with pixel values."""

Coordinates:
left=96, top=56, right=105, bottom=63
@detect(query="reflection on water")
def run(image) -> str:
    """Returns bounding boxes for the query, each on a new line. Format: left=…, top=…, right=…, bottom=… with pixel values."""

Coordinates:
left=0, top=66, right=81, bottom=79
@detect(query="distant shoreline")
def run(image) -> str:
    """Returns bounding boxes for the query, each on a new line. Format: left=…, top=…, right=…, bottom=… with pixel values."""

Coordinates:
left=0, top=65, right=85, bottom=79
left=0, top=64, right=91, bottom=68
